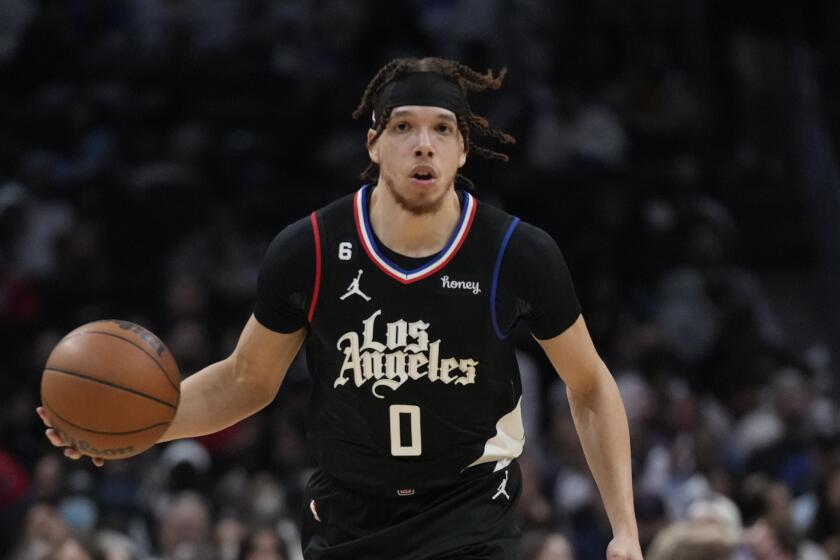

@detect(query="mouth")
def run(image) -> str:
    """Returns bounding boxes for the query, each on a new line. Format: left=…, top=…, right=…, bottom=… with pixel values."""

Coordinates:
left=409, top=166, right=437, bottom=186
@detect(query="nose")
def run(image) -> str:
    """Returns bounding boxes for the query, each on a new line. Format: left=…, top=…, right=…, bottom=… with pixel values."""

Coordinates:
left=414, top=127, right=434, bottom=158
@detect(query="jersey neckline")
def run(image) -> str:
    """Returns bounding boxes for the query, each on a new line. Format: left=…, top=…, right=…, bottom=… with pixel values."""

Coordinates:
left=353, top=184, right=477, bottom=284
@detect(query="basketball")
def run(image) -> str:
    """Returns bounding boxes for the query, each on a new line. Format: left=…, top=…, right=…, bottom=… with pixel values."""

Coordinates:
left=40, top=320, right=180, bottom=460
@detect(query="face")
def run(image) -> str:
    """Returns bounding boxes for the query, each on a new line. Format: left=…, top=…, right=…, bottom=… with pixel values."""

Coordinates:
left=245, top=529, right=286, bottom=560
left=536, top=534, right=574, bottom=560
left=368, top=105, right=467, bottom=215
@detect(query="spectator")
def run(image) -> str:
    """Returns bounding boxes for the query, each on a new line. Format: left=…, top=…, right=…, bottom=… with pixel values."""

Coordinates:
left=809, top=466, right=840, bottom=559
left=520, top=530, right=575, bottom=560
left=646, top=520, right=736, bottom=560
left=238, top=525, right=288, bottom=560
left=155, top=492, right=214, bottom=560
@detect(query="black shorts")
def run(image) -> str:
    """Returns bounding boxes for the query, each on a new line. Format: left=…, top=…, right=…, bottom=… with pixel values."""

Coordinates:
left=301, top=461, right=522, bottom=560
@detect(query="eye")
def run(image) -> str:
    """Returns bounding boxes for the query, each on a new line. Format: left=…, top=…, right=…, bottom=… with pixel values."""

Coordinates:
left=436, top=123, right=452, bottom=134
left=393, top=121, right=410, bottom=132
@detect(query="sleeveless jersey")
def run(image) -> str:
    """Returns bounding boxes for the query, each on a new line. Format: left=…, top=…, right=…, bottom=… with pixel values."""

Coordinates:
left=305, top=185, right=525, bottom=496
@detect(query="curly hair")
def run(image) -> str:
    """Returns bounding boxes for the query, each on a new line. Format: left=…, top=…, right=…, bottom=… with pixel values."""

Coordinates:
left=352, top=57, right=516, bottom=189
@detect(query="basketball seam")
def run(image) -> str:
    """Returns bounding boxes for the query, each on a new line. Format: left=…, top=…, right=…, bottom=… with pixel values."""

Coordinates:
left=63, top=329, right=179, bottom=392
left=42, top=396, right=171, bottom=436
left=44, top=367, right=177, bottom=409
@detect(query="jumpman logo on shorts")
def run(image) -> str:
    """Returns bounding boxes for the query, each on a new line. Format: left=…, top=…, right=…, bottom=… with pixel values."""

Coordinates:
left=340, top=269, right=371, bottom=302
left=492, top=470, right=510, bottom=501
left=309, top=499, right=321, bottom=522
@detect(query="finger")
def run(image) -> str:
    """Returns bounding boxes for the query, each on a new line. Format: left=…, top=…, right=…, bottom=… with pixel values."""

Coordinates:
left=36, top=407, right=53, bottom=428
left=45, top=429, right=68, bottom=448
left=92, top=457, right=105, bottom=467
left=63, top=448, right=83, bottom=460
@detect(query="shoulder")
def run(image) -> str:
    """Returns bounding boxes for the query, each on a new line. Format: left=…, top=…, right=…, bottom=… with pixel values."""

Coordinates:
left=507, top=220, right=564, bottom=257
left=266, top=189, right=358, bottom=253
left=469, top=195, right=521, bottom=249
left=500, top=220, right=575, bottom=294
left=470, top=197, right=557, bottom=249
left=316, top=189, right=360, bottom=221
left=472, top=194, right=515, bottom=224
left=468, top=197, right=565, bottom=264
left=265, top=214, right=314, bottom=256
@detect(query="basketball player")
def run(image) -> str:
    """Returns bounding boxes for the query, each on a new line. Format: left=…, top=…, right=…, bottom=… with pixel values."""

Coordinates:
left=40, top=57, right=642, bottom=559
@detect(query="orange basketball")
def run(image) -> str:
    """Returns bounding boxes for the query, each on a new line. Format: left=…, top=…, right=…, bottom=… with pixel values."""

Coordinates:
left=40, top=320, right=180, bottom=460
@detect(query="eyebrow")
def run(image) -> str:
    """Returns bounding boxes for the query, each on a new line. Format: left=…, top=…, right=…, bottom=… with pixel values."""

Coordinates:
left=390, top=109, right=457, bottom=123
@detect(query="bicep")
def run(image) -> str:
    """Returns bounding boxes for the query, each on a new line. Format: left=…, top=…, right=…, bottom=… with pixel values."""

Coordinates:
left=535, top=314, right=606, bottom=395
left=232, top=314, right=306, bottom=395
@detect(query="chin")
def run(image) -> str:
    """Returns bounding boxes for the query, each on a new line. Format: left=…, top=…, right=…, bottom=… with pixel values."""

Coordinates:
left=388, top=178, right=452, bottom=216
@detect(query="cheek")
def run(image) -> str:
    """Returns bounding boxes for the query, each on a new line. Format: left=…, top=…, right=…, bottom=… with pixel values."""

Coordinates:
left=379, top=138, right=410, bottom=161
left=446, top=143, right=466, bottom=169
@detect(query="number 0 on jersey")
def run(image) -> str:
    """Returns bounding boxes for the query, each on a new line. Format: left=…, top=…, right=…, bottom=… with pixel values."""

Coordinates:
left=389, top=405, right=422, bottom=456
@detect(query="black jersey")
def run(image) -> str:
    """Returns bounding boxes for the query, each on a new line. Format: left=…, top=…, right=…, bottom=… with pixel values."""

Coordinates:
left=255, top=185, right=581, bottom=496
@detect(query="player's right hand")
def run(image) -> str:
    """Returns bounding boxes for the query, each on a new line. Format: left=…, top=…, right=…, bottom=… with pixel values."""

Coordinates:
left=36, top=407, right=105, bottom=467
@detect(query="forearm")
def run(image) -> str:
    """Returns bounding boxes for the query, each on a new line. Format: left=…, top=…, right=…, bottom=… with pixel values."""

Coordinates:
left=157, top=356, right=272, bottom=443
left=567, top=365, right=638, bottom=539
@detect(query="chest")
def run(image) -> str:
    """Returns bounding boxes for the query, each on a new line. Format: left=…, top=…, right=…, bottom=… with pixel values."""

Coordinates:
left=312, top=241, right=495, bottom=349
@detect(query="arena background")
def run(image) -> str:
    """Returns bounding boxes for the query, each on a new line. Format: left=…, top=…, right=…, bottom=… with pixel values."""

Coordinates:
left=1, top=1, right=840, bottom=559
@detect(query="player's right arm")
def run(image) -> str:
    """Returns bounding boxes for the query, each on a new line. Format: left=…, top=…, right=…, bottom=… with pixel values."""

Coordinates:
left=162, top=213, right=318, bottom=441
left=156, top=318, right=305, bottom=442
left=40, top=214, right=317, bottom=462
left=39, top=320, right=304, bottom=460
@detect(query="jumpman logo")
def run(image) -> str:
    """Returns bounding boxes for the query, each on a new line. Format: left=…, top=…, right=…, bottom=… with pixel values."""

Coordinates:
left=340, top=269, right=371, bottom=302
left=492, top=470, right=510, bottom=501
left=309, top=499, right=321, bottom=522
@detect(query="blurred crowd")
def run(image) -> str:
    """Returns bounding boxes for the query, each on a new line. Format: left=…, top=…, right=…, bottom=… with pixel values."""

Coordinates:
left=1, top=0, right=840, bottom=559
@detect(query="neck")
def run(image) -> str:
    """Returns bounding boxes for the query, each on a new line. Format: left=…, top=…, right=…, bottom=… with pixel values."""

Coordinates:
left=369, top=182, right=461, bottom=258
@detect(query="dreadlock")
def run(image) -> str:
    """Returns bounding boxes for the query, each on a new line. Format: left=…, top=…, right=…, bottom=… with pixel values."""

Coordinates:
left=352, top=57, right=516, bottom=189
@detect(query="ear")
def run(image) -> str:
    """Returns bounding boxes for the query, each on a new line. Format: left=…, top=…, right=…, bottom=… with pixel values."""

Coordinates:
left=367, top=129, right=380, bottom=164
left=458, top=133, right=467, bottom=168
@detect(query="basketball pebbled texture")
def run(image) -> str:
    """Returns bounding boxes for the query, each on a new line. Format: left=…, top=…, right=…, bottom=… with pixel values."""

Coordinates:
left=40, top=319, right=181, bottom=459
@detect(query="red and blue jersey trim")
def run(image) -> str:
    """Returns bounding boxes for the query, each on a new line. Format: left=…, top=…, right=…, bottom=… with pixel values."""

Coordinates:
left=353, top=185, right=477, bottom=285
